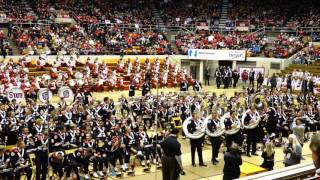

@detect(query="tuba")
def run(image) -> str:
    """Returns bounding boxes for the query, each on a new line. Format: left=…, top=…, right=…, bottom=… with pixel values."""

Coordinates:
left=203, top=115, right=225, bottom=137
left=241, top=110, right=261, bottom=130
left=182, top=116, right=205, bottom=139
left=223, top=113, right=241, bottom=135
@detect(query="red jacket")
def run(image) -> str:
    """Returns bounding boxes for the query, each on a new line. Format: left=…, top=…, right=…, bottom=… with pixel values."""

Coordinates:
left=241, top=72, right=248, bottom=81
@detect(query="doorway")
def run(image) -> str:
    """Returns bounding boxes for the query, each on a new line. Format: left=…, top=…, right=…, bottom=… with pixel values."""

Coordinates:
left=218, top=60, right=233, bottom=68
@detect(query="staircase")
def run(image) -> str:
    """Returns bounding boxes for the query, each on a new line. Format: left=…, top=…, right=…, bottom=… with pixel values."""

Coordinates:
left=279, top=63, right=320, bottom=76
left=20, top=0, right=38, bottom=19
left=3, top=28, right=20, bottom=55
left=218, top=0, right=230, bottom=29
left=150, top=2, right=166, bottom=31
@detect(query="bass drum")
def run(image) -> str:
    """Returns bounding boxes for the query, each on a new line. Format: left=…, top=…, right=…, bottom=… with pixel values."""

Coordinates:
left=182, top=116, right=205, bottom=139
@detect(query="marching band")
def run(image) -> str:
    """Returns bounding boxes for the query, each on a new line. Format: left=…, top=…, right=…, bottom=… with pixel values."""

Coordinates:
left=0, top=81, right=318, bottom=179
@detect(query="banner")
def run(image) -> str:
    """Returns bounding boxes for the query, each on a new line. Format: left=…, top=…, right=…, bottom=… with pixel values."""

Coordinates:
left=6, top=87, right=25, bottom=102
left=235, top=20, right=250, bottom=31
left=37, top=88, right=53, bottom=103
left=188, top=49, right=246, bottom=61
left=196, top=22, right=209, bottom=30
left=58, top=86, right=74, bottom=103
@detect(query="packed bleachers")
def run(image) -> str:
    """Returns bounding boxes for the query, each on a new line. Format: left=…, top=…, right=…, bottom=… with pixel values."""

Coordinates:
left=156, top=0, right=221, bottom=26
left=11, top=24, right=171, bottom=55
left=0, top=0, right=319, bottom=57
left=174, top=30, right=267, bottom=56
left=263, top=33, right=306, bottom=58
left=226, top=0, right=320, bottom=29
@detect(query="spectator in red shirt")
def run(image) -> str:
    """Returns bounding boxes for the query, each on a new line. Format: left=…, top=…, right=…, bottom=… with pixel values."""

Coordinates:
left=241, top=70, right=249, bottom=88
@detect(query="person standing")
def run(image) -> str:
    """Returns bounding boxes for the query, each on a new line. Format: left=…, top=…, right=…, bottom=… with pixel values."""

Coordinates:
left=257, top=72, right=264, bottom=89
left=161, top=128, right=184, bottom=180
left=301, top=77, right=308, bottom=95
left=309, top=133, right=320, bottom=177
left=270, top=74, right=277, bottom=91
left=241, top=70, right=248, bottom=88
left=142, top=81, right=150, bottom=96
left=205, top=67, right=210, bottom=86
left=291, top=118, right=305, bottom=147
left=187, top=113, right=207, bottom=167
left=283, top=134, right=302, bottom=167
left=180, top=80, right=188, bottom=91
left=249, top=69, right=255, bottom=87
left=243, top=107, right=259, bottom=157
left=35, top=132, right=49, bottom=180
left=223, top=143, right=242, bottom=180
left=207, top=112, right=222, bottom=165
left=193, top=79, right=202, bottom=91
left=287, top=74, right=292, bottom=92
left=129, top=83, right=135, bottom=97
left=232, top=70, right=240, bottom=88
left=215, top=68, right=222, bottom=89
left=309, top=77, right=315, bottom=94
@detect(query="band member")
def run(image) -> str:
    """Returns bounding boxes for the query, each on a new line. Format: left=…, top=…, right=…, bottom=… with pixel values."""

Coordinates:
left=180, top=80, right=188, bottom=91
left=142, top=82, right=150, bottom=96
left=205, top=67, right=210, bottom=86
left=129, top=83, right=135, bottom=97
left=10, top=140, right=32, bottom=180
left=207, top=111, right=223, bottom=164
left=232, top=70, right=240, bottom=88
left=215, top=68, right=222, bottom=89
left=49, top=151, right=68, bottom=179
left=224, top=111, right=242, bottom=152
left=187, top=113, right=206, bottom=167
left=193, top=80, right=202, bottom=91
left=249, top=69, right=255, bottom=87
left=34, top=132, right=49, bottom=180
left=180, top=100, right=189, bottom=139
left=243, top=107, right=260, bottom=156
left=0, top=145, right=13, bottom=180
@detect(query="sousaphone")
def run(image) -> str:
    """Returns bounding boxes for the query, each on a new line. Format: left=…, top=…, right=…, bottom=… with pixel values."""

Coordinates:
left=223, top=113, right=241, bottom=135
left=203, top=115, right=225, bottom=137
left=182, top=116, right=205, bottom=139
left=241, top=109, right=261, bottom=130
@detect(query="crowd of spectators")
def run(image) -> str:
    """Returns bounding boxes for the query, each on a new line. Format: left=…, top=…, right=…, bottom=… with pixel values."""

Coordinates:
left=293, top=46, right=320, bottom=65
left=226, top=0, right=320, bottom=29
left=11, top=23, right=171, bottom=55
left=156, top=0, right=221, bottom=26
left=0, top=0, right=37, bottom=22
left=174, top=30, right=267, bottom=56
left=263, top=33, right=306, bottom=58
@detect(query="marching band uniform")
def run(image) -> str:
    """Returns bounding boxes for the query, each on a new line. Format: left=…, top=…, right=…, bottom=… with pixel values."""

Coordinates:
left=207, top=117, right=222, bottom=164
left=224, top=113, right=242, bottom=152
left=187, top=118, right=206, bottom=167
left=10, top=145, right=32, bottom=180
left=180, top=81, right=188, bottom=91
left=142, top=82, right=150, bottom=96
left=243, top=110, right=259, bottom=156
left=193, top=80, right=202, bottom=91
left=34, top=134, right=49, bottom=180
left=129, top=84, right=135, bottom=97
left=249, top=70, right=255, bottom=86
